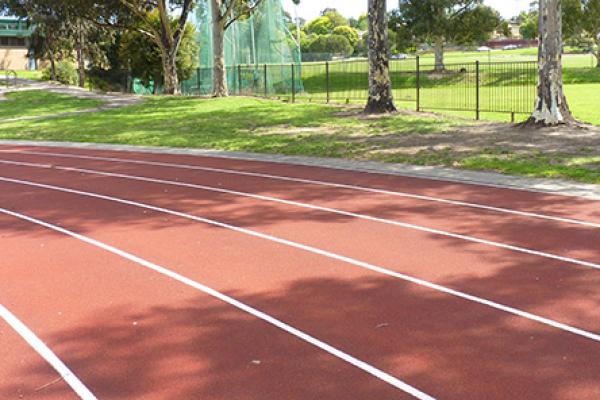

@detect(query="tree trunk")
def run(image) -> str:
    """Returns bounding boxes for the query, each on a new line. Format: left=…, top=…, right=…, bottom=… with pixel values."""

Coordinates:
left=76, top=23, right=86, bottom=88
left=48, top=50, right=57, bottom=81
left=527, top=0, right=574, bottom=126
left=161, top=48, right=180, bottom=95
left=596, top=37, right=600, bottom=68
left=365, top=0, right=396, bottom=114
left=212, top=7, right=228, bottom=97
left=434, top=37, right=445, bottom=72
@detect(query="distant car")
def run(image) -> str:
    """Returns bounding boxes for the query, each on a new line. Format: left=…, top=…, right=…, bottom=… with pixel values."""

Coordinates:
left=391, top=53, right=409, bottom=59
left=503, top=44, right=518, bottom=50
left=477, top=46, right=492, bottom=52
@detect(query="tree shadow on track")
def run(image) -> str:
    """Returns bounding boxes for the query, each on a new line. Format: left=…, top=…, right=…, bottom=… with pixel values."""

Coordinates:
left=3, top=276, right=600, bottom=400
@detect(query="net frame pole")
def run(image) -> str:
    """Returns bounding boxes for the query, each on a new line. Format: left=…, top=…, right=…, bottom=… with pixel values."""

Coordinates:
left=238, top=64, right=242, bottom=95
left=264, top=64, right=268, bottom=98
left=291, top=63, right=296, bottom=103
left=326, top=61, right=330, bottom=104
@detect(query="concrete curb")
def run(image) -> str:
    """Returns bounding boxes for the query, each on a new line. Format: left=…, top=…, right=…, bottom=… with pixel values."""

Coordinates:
left=1, top=139, right=600, bottom=200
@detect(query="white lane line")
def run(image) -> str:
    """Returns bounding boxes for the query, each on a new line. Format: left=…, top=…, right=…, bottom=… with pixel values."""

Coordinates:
left=1, top=149, right=600, bottom=230
left=0, top=208, right=435, bottom=400
left=2, top=159, right=600, bottom=272
left=1, top=176, right=600, bottom=344
left=0, top=304, right=97, bottom=399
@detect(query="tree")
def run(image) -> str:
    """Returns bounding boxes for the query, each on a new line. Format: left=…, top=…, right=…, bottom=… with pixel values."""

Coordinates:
left=365, top=0, right=396, bottom=113
left=120, top=11, right=198, bottom=93
left=349, top=13, right=369, bottom=31
left=498, top=20, right=512, bottom=38
left=332, top=26, right=359, bottom=47
left=116, top=0, right=196, bottom=95
left=304, top=15, right=334, bottom=35
left=26, top=17, right=73, bottom=81
left=320, top=8, right=348, bottom=28
left=307, top=34, right=353, bottom=56
left=398, top=0, right=499, bottom=72
left=388, top=10, right=415, bottom=53
left=2, top=0, right=196, bottom=94
left=527, top=0, right=575, bottom=125
left=519, top=10, right=539, bottom=39
left=209, top=0, right=299, bottom=97
left=582, top=0, right=600, bottom=67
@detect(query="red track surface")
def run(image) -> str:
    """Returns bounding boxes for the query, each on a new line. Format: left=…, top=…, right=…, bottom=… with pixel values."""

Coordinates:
left=1, top=144, right=600, bottom=399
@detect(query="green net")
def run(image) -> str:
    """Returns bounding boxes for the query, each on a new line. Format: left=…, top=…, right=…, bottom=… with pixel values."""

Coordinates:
left=180, top=0, right=302, bottom=96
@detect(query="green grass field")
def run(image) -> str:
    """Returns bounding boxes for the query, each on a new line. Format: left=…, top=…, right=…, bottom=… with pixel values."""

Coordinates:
left=14, top=70, right=44, bottom=81
left=0, top=96, right=464, bottom=154
left=278, top=49, right=600, bottom=125
left=0, top=90, right=104, bottom=119
left=2, top=94, right=600, bottom=185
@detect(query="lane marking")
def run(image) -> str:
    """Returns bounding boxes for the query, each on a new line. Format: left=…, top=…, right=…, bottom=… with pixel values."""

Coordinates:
left=1, top=176, right=600, bottom=344
left=0, top=208, right=435, bottom=400
left=1, top=149, right=600, bottom=230
left=2, top=159, right=600, bottom=272
left=0, top=304, right=97, bottom=399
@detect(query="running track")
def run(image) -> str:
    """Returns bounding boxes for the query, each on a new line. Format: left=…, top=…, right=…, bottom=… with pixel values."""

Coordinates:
left=1, top=144, right=600, bottom=400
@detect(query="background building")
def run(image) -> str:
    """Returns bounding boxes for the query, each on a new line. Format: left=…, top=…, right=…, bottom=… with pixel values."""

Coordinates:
left=0, top=17, right=35, bottom=70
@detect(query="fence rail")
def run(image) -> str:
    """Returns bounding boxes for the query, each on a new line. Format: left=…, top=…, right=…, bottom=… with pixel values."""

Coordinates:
left=181, top=58, right=538, bottom=119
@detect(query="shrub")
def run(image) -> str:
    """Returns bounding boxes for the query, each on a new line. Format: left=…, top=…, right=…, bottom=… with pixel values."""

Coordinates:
left=42, top=61, right=78, bottom=85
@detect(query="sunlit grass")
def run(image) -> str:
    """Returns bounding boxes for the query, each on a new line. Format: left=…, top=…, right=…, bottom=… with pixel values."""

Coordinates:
left=0, top=90, right=104, bottom=119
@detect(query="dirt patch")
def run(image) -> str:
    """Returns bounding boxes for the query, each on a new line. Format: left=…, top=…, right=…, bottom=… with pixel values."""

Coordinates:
left=359, top=119, right=600, bottom=158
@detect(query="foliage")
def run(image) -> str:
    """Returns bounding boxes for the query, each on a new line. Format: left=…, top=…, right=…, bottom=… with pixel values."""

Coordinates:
left=119, top=10, right=198, bottom=88
left=41, top=61, right=78, bottom=85
left=304, top=16, right=334, bottom=35
left=306, top=34, right=354, bottom=57
left=582, top=0, right=600, bottom=66
left=349, top=14, right=369, bottom=31
left=397, top=0, right=501, bottom=46
left=518, top=11, right=538, bottom=39
left=388, top=10, right=415, bottom=53
left=332, top=26, right=359, bottom=48
left=320, top=8, right=348, bottom=28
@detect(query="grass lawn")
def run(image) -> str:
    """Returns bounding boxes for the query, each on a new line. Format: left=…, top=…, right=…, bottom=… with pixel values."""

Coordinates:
left=0, top=96, right=464, bottom=156
left=0, top=90, right=105, bottom=119
left=278, top=52, right=600, bottom=124
left=14, top=70, right=44, bottom=81
left=1, top=93, right=600, bottom=185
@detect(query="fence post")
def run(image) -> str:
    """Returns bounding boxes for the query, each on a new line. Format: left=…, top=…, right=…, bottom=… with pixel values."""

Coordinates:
left=416, top=56, right=420, bottom=112
left=326, top=61, right=330, bottom=103
left=196, top=68, right=201, bottom=95
left=238, top=65, right=242, bottom=95
left=264, top=64, right=268, bottom=98
left=475, top=60, right=480, bottom=120
left=291, top=63, right=296, bottom=103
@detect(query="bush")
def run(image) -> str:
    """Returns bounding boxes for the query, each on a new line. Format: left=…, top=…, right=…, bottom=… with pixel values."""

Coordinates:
left=42, top=61, right=78, bottom=85
left=306, top=34, right=354, bottom=57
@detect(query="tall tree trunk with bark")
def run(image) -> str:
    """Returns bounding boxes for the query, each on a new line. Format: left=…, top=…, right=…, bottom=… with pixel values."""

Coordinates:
left=48, top=50, right=57, bottom=81
left=156, top=1, right=181, bottom=95
left=527, top=0, right=574, bottom=125
left=434, top=36, right=445, bottom=72
left=596, top=37, right=600, bottom=68
left=160, top=47, right=180, bottom=95
left=365, top=0, right=396, bottom=113
left=212, top=6, right=228, bottom=97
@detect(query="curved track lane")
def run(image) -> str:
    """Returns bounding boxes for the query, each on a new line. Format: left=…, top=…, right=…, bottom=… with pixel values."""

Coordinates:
left=2, top=144, right=600, bottom=399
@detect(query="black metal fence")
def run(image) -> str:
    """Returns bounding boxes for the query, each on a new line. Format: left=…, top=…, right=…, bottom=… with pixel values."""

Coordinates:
left=180, top=57, right=538, bottom=120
